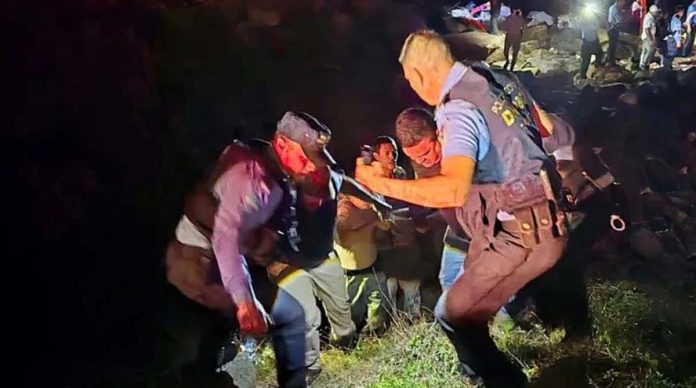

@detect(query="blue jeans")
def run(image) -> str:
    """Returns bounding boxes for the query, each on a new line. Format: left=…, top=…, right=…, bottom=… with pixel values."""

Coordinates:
left=248, top=266, right=308, bottom=387
left=439, top=243, right=466, bottom=290
left=264, top=287, right=308, bottom=386
left=275, top=257, right=356, bottom=374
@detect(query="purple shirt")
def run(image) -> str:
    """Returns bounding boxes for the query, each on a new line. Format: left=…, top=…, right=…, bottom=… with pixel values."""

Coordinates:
left=502, top=14, right=525, bottom=37
left=211, top=150, right=283, bottom=306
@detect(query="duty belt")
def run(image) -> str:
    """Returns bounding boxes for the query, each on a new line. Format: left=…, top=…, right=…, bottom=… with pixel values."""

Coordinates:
left=499, top=171, right=568, bottom=249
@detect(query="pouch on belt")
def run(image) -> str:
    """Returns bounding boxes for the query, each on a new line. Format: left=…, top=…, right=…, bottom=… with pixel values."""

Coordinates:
left=499, top=173, right=567, bottom=248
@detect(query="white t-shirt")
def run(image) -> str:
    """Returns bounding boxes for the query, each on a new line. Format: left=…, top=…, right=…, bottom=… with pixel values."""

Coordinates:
left=642, top=13, right=656, bottom=41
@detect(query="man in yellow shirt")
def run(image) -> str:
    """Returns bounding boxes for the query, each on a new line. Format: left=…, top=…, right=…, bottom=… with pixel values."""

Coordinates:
left=334, top=191, right=390, bottom=334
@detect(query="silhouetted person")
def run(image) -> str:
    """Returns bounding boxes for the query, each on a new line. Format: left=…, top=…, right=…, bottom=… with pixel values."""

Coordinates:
left=501, top=9, right=525, bottom=71
left=607, top=0, right=627, bottom=64
left=490, top=0, right=502, bottom=33
left=579, top=9, right=604, bottom=79
left=640, top=5, right=660, bottom=70
left=663, top=5, right=685, bottom=69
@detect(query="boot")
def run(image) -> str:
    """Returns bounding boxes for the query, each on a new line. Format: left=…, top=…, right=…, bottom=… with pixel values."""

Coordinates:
left=439, top=322, right=527, bottom=388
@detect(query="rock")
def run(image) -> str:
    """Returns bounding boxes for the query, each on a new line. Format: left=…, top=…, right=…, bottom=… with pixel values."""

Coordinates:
left=593, top=66, right=634, bottom=85
left=550, top=29, right=581, bottom=54
left=556, top=14, right=575, bottom=29
left=524, top=48, right=580, bottom=75
left=483, top=40, right=539, bottom=63
left=574, top=76, right=592, bottom=89
left=522, top=24, right=550, bottom=47
left=520, top=40, right=541, bottom=55
left=595, top=30, right=639, bottom=60
left=527, top=11, right=554, bottom=27
left=486, top=48, right=506, bottom=63
left=445, top=17, right=468, bottom=33
left=518, top=66, right=541, bottom=76
left=446, top=31, right=504, bottom=61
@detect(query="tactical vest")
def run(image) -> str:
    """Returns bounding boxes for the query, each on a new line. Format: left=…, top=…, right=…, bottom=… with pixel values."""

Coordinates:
left=447, top=62, right=556, bottom=186
left=444, top=63, right=566, bottom=246
left=184, top=140, right=339, bottom=269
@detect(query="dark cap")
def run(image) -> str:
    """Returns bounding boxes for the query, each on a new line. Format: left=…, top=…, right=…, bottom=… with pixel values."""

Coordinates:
left=276, top=111, right=337, bottom=167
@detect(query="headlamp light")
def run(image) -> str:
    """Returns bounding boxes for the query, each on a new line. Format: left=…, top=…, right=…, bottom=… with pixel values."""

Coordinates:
left=581, top=2, right=599, bottom=17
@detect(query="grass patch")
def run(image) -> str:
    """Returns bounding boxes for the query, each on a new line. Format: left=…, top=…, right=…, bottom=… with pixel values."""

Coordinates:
left=255, top=280, right=696, bottom=387
left=257, top=318, right=469, bottom=388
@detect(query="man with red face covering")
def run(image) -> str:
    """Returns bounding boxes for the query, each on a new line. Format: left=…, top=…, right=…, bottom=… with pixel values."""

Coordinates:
left=165, top=112, right=358, bottom=387
left=356, top=31, right=574, bottom=387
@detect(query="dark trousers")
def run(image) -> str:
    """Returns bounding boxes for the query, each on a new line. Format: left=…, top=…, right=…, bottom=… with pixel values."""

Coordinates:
left=152, top=266, right=307, bottom=388
left=683, top=29, right=695, bottom=57
left=663, top=52, right=675, bottom=70
left=156, top=289, right=238, bottom=388
left=504, top=34, right=522, bottom=71
left=507, top=206, right=611, bottom=339
left=442, top=324, right=526, bottom=387
left=435, top=221, right=566, bottom=386
left=607, top=27, right=620, bottom=63
left=580, top=40, right=603, bottom=79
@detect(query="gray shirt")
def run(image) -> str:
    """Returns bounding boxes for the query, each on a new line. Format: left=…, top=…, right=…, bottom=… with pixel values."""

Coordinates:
left=580, top=20, right=600, bottom=42
left=608, top=3, right=622, bottom=29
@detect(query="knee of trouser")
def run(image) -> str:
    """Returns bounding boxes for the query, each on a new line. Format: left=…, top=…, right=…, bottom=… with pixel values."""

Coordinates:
left=435, top=291, right=475, bottom=330
left=440, top=289, right=492, bottom=326
left=270, top=291, right=306, bottom=336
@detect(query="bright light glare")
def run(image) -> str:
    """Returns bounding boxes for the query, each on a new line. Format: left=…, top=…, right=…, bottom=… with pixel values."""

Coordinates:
left=582, top=3, right=599, bottom=17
